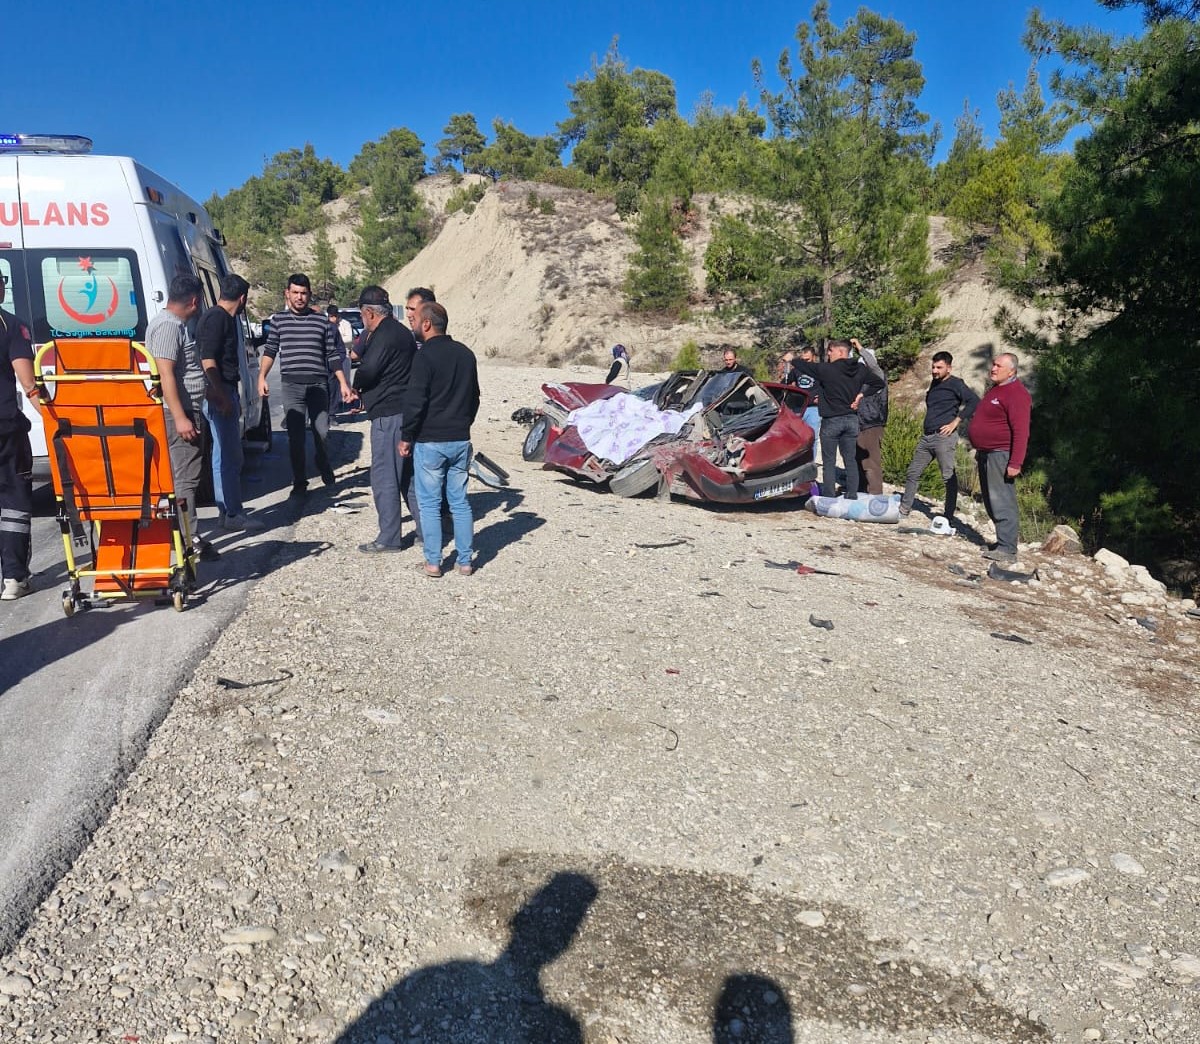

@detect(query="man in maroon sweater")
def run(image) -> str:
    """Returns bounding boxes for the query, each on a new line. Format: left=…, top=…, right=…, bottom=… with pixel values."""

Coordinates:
left=967, top=353, right=1032, bottom=564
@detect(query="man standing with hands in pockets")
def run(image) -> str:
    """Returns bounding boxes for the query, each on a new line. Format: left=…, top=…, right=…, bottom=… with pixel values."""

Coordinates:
left=398, top=302, right=480, bottom=578
left=199, top=273, right=262, bottom=533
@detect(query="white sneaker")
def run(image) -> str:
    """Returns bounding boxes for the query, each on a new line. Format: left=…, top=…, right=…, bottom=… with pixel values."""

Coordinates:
left=221, top=513, right=265, bottom=532
left=1, top=577, right=32, bottom=600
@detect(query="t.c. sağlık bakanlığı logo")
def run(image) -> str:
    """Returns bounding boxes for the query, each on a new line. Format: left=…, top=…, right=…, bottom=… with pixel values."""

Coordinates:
left=58, top=256, right=119, bottom=325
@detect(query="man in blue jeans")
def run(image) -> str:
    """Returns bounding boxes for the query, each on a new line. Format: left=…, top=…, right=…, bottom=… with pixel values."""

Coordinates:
left=198, top=274, right=263, bottom=532
left=398, top=302, right=480, bottom=578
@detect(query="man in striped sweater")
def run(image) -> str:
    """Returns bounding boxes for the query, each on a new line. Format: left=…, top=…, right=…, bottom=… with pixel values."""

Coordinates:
left=258, top=274, right=357, bottom=498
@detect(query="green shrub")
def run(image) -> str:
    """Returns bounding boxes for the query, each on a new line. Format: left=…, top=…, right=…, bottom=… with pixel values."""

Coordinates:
left=614, top=183, right=641, bottom=218
left=954, top=440, right=979, bottom=498
left=445, top=182, right=486, bottom=215
left=672, top=340, right=702, bottom=370
left=882, top=408, right=982, bottom=505
left=1093, top=477, right=1176, bottom=562
left=536, top=166, right=591, bottom=191
left=733, top=346, right=773, bottom=382
left=1015, top=467, right=1059, bottom=543
left=881, top=407, right=942, bottom=497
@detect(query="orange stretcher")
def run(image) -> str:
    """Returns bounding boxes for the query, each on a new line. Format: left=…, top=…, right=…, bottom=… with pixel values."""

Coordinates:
left=34, top=337, right=198, bottom=615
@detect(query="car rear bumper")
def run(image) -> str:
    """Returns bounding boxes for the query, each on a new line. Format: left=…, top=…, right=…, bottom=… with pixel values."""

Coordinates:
left=679, top=458, right=818, bottom=504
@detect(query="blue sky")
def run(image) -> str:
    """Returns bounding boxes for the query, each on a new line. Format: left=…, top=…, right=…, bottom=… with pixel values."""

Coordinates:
left=9, top=0, right=1145, bottom=203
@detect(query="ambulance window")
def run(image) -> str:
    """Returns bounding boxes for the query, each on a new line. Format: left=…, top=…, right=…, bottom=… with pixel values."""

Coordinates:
left=195, top=264, right=220, bottom=307
left=154, top=217, right=193, bottom=284
left=209, top=237, right=232, bottom=277
left=27, top=250, right=146, bottom=342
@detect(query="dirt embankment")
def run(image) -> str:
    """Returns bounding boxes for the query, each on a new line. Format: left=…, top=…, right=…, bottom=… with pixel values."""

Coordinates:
left=280, top=181, right=1041, bottom=388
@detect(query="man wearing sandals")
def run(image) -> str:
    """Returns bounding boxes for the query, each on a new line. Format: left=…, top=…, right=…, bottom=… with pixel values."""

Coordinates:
left=398, top=303, right=480, bottom=578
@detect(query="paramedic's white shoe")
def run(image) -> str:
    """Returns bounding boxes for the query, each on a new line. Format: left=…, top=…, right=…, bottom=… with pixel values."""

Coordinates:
left=1, top=577, right=32, bottom=600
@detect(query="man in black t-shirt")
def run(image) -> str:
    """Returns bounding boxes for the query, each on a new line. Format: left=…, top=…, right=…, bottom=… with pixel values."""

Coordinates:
left=199, top=273, right=263, bottom=531
left=0, top=275, right=38, bottom=600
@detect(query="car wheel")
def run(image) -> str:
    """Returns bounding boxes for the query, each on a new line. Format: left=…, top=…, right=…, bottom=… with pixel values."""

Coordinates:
left=610, top=457, right=661, bottom=498
left=522, top=415, right=551, bottom=462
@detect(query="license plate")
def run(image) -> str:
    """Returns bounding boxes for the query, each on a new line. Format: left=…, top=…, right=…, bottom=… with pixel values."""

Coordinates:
left=753, top=481, right=795, bottom=500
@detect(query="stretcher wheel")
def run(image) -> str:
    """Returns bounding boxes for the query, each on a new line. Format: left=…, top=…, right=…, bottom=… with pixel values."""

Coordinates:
left=172, top=590, right=186, bottom=612
left=62, top=593, right=76, bottom=618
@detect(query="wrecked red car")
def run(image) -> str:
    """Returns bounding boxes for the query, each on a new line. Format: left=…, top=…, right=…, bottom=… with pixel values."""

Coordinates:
left=516, top=370, right=817, bottom=503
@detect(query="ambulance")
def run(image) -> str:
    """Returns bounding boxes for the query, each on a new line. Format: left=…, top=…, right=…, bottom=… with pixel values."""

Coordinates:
left=0, top=133, right=270, bottom=479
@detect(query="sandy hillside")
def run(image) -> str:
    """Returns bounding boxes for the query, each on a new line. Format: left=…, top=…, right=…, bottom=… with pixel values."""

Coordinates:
left=906, top=217, right=1049, bottom=397
left=384, top=180, right=752, bottom=370
left=286, top=179, right=1045, bottom=391
left=285, top=195, right=361, bottom=276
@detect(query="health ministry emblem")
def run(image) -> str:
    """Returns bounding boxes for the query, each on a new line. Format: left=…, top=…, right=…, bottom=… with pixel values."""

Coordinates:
left=58, top=256, right=119, bottom=325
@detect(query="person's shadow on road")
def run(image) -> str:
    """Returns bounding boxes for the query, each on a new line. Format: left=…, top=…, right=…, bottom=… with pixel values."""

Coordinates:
left=713, top=973, right=794, bottom=1043
left=336, top=871, right=598, bottom=1044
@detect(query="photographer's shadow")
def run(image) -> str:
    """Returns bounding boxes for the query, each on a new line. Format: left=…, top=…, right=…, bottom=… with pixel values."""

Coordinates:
left=713, top=973, right=794, bottom=1044
left=337, top=871, right=598, bottom=1044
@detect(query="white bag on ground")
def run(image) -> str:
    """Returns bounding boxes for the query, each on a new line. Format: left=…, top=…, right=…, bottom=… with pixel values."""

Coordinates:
left=805, top=492, right=901, bottom=524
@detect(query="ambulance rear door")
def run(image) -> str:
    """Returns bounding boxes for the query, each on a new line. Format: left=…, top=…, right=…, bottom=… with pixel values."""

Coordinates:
left=10, top=154, right=151, bottom=473
left=0, top=153, right=45, bottom=468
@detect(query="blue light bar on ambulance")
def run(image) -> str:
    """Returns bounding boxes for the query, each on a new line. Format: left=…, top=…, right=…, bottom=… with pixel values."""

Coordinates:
left=0, top=133, right=93, bottom=154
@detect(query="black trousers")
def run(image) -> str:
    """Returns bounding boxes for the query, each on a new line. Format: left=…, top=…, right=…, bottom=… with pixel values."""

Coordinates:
left=281, top=380, right=332, bottom=488
left=0, top=428, right=34, bottom=583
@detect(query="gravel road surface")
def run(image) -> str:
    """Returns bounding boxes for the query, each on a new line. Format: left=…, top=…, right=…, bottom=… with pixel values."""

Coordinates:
left=1, top=362, right=1197, bottom=1044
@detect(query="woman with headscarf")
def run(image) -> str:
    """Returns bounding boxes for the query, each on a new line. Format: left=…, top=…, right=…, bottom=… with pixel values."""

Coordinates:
left=604, top=344, right=630, bottom=387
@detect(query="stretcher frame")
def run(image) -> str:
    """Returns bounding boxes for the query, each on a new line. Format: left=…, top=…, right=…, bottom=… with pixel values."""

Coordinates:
left=34, top=338, right=198, bottom=615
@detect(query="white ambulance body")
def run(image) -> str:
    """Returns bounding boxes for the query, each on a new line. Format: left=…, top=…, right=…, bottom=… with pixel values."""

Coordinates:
left=0, top=134, right=269, bottom=476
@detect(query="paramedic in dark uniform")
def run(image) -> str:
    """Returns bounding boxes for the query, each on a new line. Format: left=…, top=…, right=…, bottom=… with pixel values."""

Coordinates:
left=0, top=272, right=38, bottom=600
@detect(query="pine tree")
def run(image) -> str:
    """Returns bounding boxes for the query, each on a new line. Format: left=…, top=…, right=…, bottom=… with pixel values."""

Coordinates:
left=706, top=2, right=938, bottom=364
left=311, top=228, right=337, bottom=300
left=624, top=194, right=690, bottom=314
left=435, top=114, right=487, bottom=173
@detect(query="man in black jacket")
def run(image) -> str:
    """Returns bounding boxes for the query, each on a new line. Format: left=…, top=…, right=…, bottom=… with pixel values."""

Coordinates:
left=899, top=351, right=979, bottom=521
left=353, top=286, right=421, bottom=552
left=399, top=303, right=480, bottom=578
left=790, top=339, right=885, bottom=499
